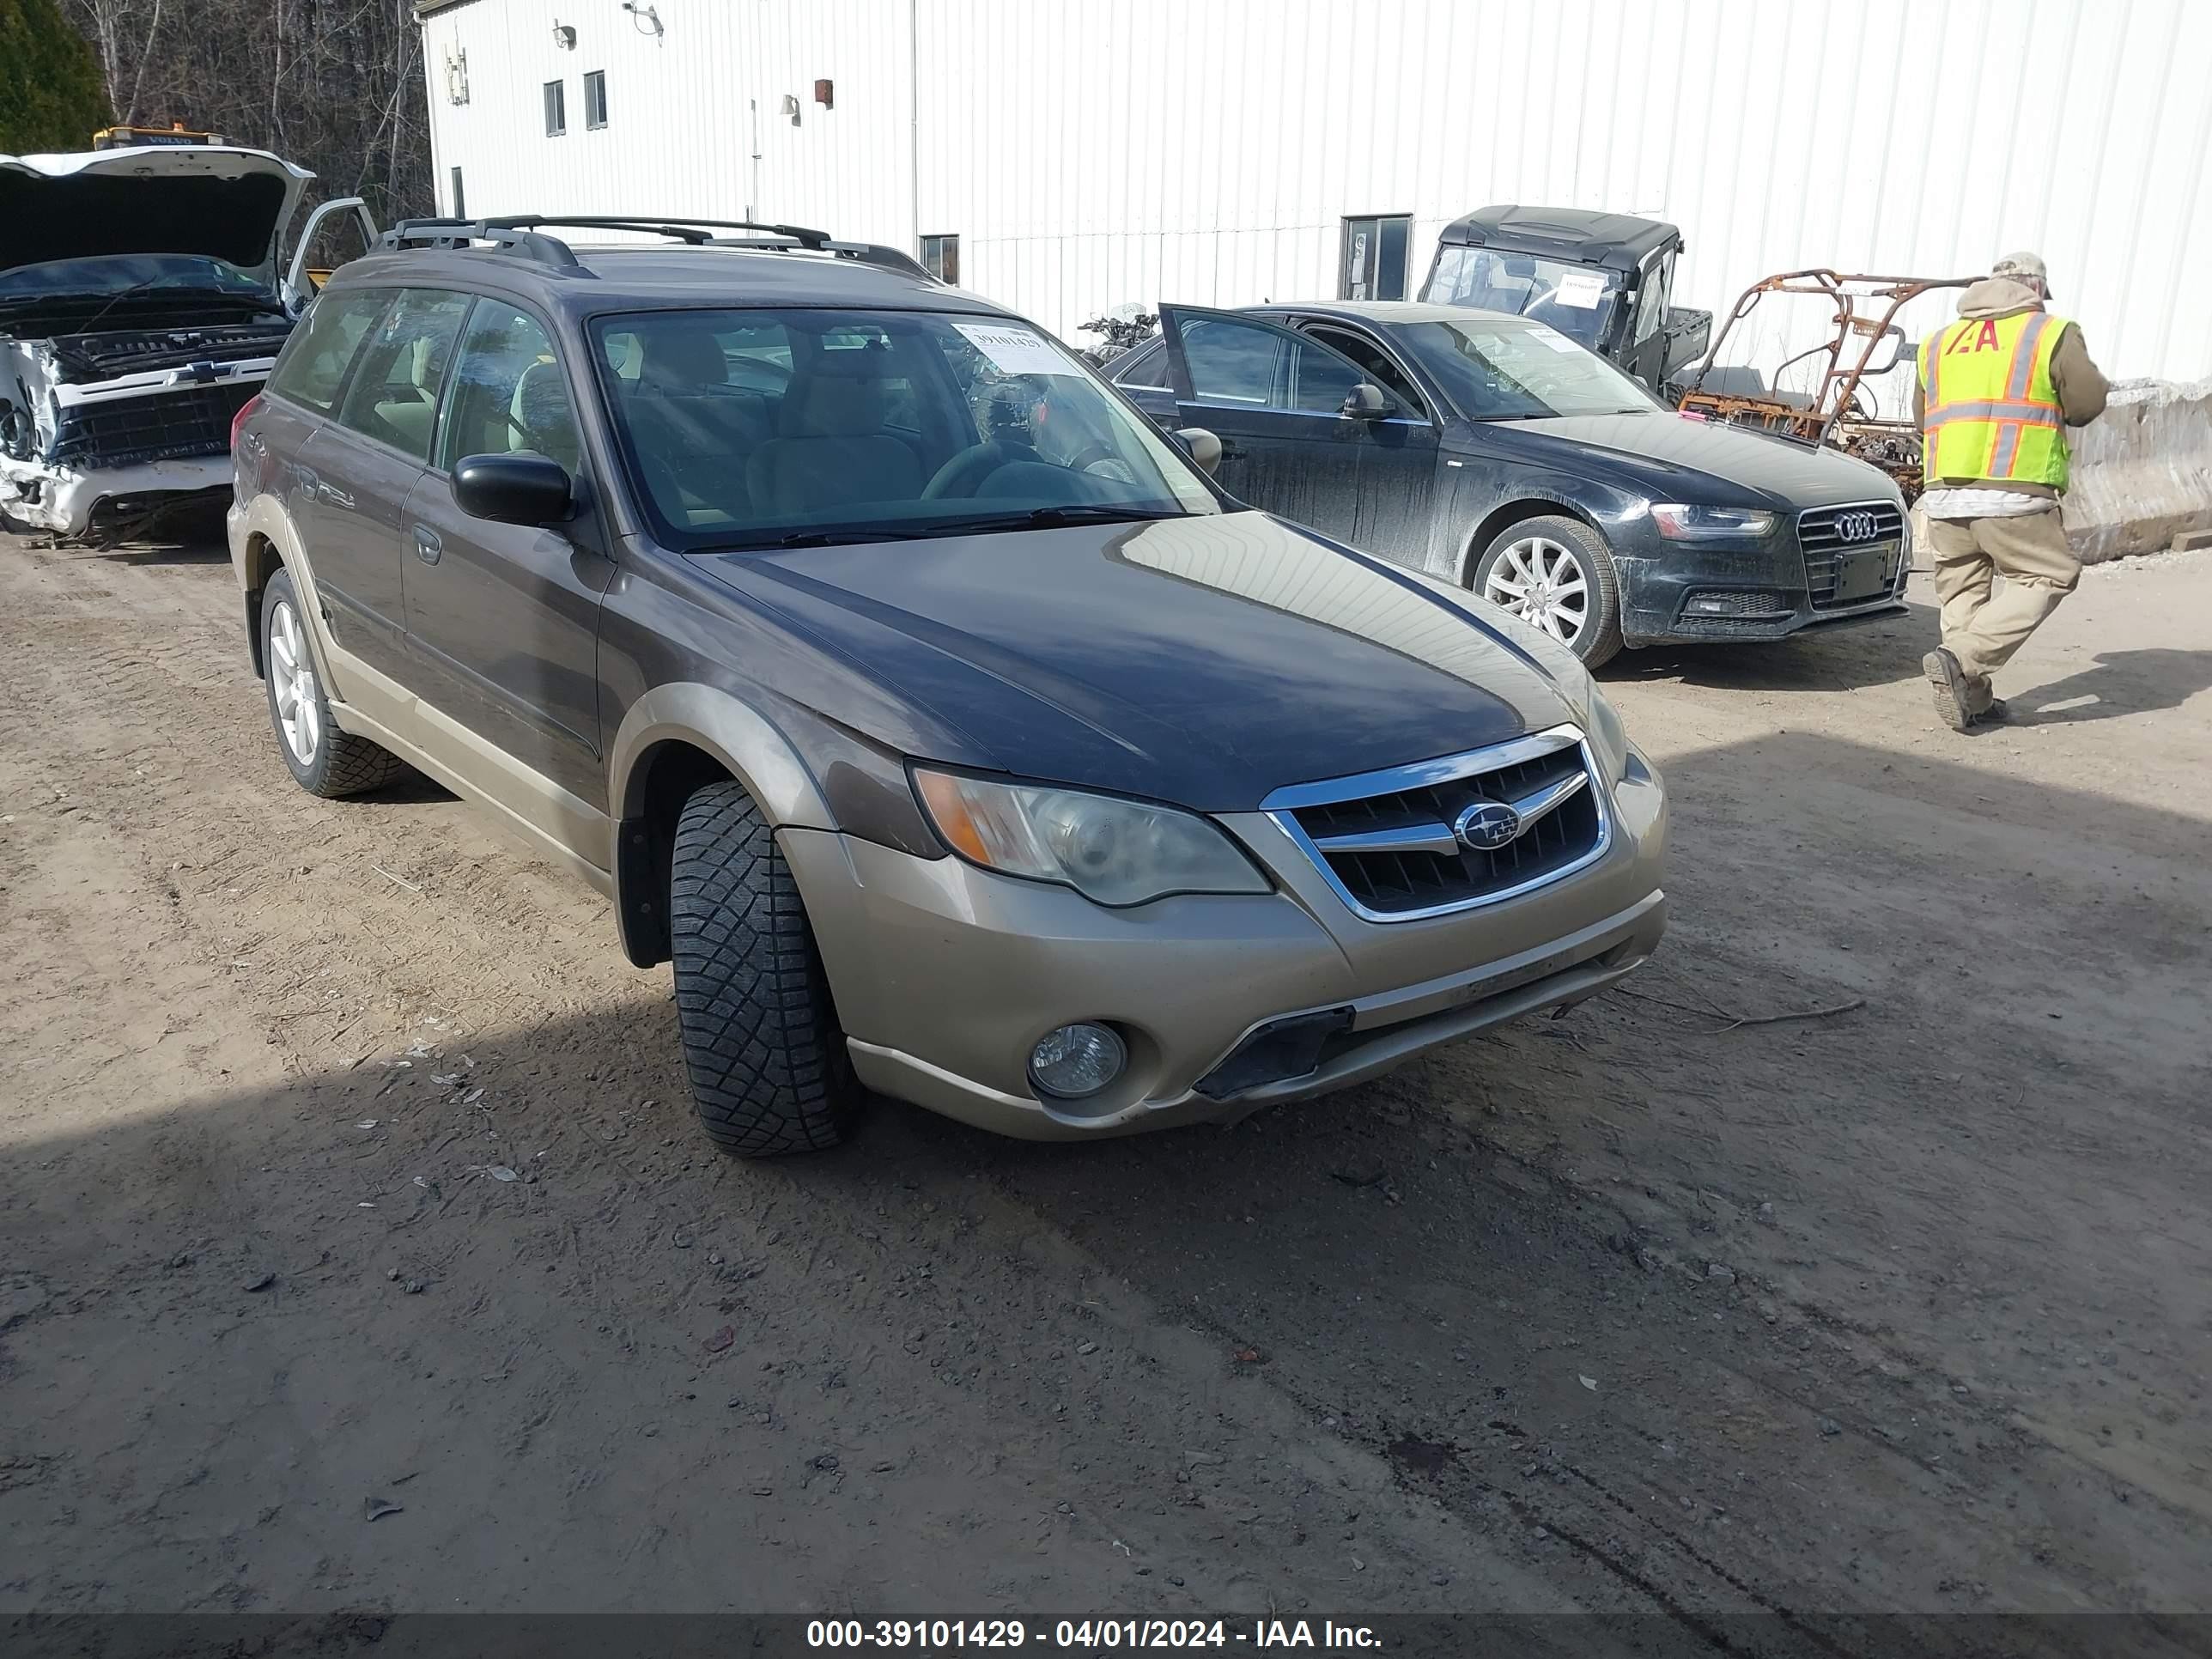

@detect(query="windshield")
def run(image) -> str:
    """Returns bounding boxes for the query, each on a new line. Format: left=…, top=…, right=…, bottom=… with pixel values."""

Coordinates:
left=1421, top=246, right=1620, bottom=349
left=591, top=307, right=1221, bottom=551
left=1400, top=319, right=1662, bottom=421
left=0, top=252, right=274, bottom=302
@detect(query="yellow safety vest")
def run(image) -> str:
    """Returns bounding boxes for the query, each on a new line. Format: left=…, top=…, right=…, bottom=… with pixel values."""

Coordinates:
left=1918, top=309, right=2071, bottom=490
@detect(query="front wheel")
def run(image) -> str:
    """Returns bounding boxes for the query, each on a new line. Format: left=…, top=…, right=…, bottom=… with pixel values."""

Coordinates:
left=670, top=781, right=861, bottom=1157
left=1471, top=515, right=1625, bottom=668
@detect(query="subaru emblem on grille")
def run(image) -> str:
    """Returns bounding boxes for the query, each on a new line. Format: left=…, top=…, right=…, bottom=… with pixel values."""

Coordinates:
left=1837, top=510, right=1880, bottom=543
left=1454, top=799, right=1524, bottom=851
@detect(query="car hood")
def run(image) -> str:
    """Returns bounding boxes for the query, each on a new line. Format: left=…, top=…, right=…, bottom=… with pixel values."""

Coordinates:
left=0, top=147, right=311, bottom=286
left=698, top=512, right=1578, bottom=811
left=1464, top=410, right=1900, bottom=507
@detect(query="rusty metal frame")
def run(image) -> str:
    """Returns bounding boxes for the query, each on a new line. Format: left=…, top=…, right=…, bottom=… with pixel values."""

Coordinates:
left=1674, top=269, right=1976, bottom=499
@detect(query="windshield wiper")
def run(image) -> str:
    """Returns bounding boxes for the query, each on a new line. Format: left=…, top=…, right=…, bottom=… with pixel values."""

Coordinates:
left=69, top=282, right=277, bottom=334
left=909, top=504, right=1186, bottom=538
left=710, top=527, right=932, bottom=551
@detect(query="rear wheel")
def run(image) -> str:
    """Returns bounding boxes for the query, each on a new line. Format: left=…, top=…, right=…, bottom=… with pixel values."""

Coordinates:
left=670, top=781, right=860, bottom=1157
left=1472, top=514, right=1625, bottom=668
left=260, top=568, right=405, bottom=797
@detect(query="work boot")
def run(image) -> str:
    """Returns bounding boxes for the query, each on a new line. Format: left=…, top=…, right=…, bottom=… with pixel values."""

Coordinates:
left=1923, top=648, right=1973, bottom=732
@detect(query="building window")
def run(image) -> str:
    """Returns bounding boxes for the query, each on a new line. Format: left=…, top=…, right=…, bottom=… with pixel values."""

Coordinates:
left=920, top=234, right=959, bottom=284
left=449, top=166, right=466, bottom=218
left=584, top=70, right=608, bottom=130
left=544, top=80, right=566, bottom=137
left=1340, top=215, right=1411, bottom=301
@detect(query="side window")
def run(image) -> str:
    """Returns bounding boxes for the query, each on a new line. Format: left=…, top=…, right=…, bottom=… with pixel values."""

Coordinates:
left=438, top=301, right=582, bottom=475
left=1109, top=338, right=1172, bottom=391
left=1632, top=258, right=1672, bottom=345
left=721, top=323, right=794, bottom=393
left=1421, top=246, right=1470, bottom=306
left=1178, top=317, right=1281, bottom=406
left=266, top=290, right=389, bottom=414
left=333, top=288, right=472, bottom=460
left=1285, top=337, right=1367, bottom=414
left=1304, top=325, right=1427, bottom=417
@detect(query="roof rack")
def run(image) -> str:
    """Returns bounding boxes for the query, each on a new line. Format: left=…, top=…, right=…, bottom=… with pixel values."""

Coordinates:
left=375, top=216, right=937, bottom=281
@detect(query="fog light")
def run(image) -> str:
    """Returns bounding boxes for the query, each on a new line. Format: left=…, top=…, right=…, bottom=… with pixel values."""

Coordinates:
left=1027, top=1023, right=1127, bottom=1099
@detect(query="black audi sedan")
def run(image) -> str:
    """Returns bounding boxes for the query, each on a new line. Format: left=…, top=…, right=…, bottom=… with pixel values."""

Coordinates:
left=1106, top=301, right=1909, bottom=666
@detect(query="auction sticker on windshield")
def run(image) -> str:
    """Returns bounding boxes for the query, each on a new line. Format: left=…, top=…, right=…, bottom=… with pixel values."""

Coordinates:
left=1555, top=270, right=1608, bottom=309
left=955, top=322, right=1079, bottom=376
left=1528, top=324, right=1583, bottom=354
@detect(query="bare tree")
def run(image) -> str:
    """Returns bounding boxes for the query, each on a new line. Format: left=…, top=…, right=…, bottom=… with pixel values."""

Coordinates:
left=58, top=0, right=430, bottom=224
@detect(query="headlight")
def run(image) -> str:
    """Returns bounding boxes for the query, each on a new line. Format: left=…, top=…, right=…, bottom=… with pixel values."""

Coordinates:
left=1650, top=504, right=1778, bottom=540
left=1583, top=683, right=1630, bottom=781
left=911, top=769, right=1270, bottom=907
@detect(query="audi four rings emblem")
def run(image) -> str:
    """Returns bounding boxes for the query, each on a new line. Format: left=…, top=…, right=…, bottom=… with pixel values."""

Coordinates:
left=1454, top=800, right=1524, bottom=851
left=1835, top=510, right=1881, bottom=543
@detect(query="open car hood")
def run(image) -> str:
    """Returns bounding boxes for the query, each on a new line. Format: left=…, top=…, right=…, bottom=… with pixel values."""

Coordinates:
left=0, top=147, right=312, bottom=286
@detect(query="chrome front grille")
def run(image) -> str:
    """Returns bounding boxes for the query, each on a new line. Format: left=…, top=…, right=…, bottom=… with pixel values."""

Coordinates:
left=1267, top=726, right=1607, bottom=922
left=1798, top=501, right=1907, bottom=609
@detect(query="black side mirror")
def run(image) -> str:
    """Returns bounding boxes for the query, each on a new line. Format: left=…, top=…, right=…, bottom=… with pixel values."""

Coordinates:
left=1340, top=382, right=1393, bottom=421
left=453, top=453, right=574, bottom=526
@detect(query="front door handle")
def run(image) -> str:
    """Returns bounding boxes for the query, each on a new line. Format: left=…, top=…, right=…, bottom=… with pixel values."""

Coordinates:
left=412, top=525, right=442, bottom=566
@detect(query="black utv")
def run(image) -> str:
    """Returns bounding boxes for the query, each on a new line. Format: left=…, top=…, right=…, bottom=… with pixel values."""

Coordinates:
left=1419, top=204, right=1711, bottom=396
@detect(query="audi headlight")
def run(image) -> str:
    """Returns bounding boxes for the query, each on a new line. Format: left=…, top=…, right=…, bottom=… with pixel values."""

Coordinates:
left=912, top=769, right=1270, bottom=907
left=1650, top=504, right=1778, bottom=540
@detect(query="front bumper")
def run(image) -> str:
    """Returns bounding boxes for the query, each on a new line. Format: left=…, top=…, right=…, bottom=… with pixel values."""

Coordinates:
left=1614, top=520, right=1910, bottom=647
left=0, top=455, right=234, bottom=539
left=783, top=750, right=1667, bottom=1140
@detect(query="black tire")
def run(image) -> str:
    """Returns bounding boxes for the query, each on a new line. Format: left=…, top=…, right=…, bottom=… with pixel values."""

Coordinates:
left=259, top=568, right=406, bottom=797
left=1470, top=514, right=1626, bottom=669
left=670, top=781, right=860, bottom=1157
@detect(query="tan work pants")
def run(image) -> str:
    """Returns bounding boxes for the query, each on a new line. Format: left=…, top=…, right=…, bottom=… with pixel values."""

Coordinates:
left=1925, top=507, right=2081, bottom=696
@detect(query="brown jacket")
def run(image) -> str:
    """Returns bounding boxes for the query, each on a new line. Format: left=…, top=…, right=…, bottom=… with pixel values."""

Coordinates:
left=1914, top=276, right=2109, bottom=496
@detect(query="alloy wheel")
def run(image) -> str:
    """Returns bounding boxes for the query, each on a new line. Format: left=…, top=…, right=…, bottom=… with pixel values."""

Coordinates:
left=1483, top=536, right=1590, bottom=647
left=268, top=599, right=322, bottom=766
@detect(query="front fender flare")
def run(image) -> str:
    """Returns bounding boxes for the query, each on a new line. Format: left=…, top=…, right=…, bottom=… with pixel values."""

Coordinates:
left=605, top=683, right=838, bottom=967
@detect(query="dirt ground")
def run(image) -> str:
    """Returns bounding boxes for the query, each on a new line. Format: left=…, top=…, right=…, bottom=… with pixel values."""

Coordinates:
left=2, top=526, right=2209, bottom=1650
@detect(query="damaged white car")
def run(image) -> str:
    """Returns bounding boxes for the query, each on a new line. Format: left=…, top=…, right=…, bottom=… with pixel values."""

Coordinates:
left=0, top=144, right=372, bottom=544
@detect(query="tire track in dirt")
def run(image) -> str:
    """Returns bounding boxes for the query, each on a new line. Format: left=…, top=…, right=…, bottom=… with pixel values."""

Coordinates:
left=3, top=536, right=2208, bottom=1638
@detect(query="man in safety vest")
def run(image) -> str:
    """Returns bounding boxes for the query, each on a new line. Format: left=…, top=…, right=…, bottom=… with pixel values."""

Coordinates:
left=1915, top=252, right=2108, bottom=731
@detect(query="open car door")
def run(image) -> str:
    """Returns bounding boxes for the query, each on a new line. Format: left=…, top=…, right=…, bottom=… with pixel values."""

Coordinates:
left=283, top=198, right=380, bottom=313
left=1156, top=304, right=1422, bottom=549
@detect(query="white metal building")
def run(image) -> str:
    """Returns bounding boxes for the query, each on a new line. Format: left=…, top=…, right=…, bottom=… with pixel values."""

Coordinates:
left=416, top=0, right=2212, bottom=392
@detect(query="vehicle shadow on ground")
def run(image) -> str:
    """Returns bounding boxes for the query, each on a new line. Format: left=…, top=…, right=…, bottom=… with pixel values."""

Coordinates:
left=1605, top=601, right=1936, bottom=694
left=2005, top=648, right=2212, bottom=727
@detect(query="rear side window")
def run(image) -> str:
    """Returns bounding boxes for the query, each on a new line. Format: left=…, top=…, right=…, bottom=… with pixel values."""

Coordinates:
left=334, top=288, right=473, bottom=461
left=266, top=290, right=389, bottom=414
left=439, top=301, right=582, bottom=475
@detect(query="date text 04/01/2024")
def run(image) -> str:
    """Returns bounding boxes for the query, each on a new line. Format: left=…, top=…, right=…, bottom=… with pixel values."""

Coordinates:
left=805, top=1619, right=1384, bottom=1649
